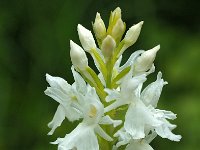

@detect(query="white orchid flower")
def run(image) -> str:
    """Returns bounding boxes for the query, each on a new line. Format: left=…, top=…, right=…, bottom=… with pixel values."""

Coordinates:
left=44, top=67, right=87, bottom=135
left=52, top=86, right=121, bottom=150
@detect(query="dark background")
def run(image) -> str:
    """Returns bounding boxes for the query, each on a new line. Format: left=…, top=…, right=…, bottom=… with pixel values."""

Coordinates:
left=0, top=0, right=200, bottom=149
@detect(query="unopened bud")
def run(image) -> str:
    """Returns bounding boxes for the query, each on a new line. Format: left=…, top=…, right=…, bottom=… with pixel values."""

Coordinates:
left=112, top=7, right=121, bottom=21
left=111, top=18, right=125, bottom=42
left=70, top=40, right=88, bottom=71
left=134, top=45, right=160, bottom=72
left=124, top=21, right=143, bottom=46
left=107, top=7, right=123, bottom=36
left=101, top=35, right=116, bottom=61
left=77, top=24, right=96, bottom=52
left=93, top=12, right=106, bottom=40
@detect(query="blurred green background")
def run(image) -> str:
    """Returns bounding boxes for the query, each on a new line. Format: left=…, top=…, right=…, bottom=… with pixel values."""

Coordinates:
left=0, top=0, right=200, bottom=149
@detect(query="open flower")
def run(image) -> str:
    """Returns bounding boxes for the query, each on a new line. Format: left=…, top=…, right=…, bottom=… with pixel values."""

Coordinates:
left=105, top=72, right=181, bottom=140
left=52, top=86, right=121, bottom=150
left=45, top=67, right=87, bottom=135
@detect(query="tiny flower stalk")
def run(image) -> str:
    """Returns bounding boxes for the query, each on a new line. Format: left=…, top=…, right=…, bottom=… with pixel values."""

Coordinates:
left=45, top=7, right=181, bottom=150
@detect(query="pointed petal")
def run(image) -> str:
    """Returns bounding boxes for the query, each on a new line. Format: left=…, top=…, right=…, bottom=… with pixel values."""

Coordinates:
left=99, top=115, right=122, bottom=127
left=141, top=72, right=168, bottom=107
left=46, top=74, right=71, bottom=93
left=71, top=66, right=87, bottom=95
left=44, top=87, right=68, bottom=104
left=105, top=88, right=121, bottom=102
left=155, top=125, right=182, bottom=141
left=104, top=100, right=126, bottom=113
left=48, top=104, right=65, bottom=135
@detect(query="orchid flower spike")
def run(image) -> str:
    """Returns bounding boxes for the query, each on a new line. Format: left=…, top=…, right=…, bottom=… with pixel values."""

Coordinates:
left=45, top=7, right=181, bottom=150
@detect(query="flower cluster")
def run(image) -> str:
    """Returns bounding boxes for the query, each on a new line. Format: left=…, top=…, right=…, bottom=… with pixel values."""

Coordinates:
left=45, top=7, right=181, bottom=150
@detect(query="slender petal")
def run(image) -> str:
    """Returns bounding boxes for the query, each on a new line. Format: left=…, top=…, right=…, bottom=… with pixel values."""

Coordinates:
left=48, top=105, right=66, bottom=135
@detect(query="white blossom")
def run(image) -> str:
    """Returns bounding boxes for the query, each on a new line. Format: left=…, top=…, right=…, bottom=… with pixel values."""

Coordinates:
left=51, top=86, right=121, bottom=150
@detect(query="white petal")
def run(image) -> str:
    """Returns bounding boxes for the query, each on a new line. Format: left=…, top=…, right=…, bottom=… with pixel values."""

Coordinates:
left=121, top=75, right=147, bottom=98
left=104, top=100, right=127, bottom=113
left=114, top=129, right=131, bottom=147
left=53, top=123, right=99, bottom=150
left=44, top=87, right=69, bottom=104
left=155, top=125, right=182, bottom=141
left=105, top=88, right=121, bottom=102
left=71, top=66, right=87, bottom=95
left=119, top=50, right=144, bottom=72
left=124, top=102, right=161, bottom=139
left=126, top=140, right=154, bottom=150
left=48, top=105, right=65, bottom=135
left=155, top=109, right=181, bottom=141
left=98, top=73, right=106, bottom=86
left=64, top=105, right=82, bottom=122
left=45, top=87, right=82, bottom=121
left=141, top=72, right=168, bottom=107
left=151, top=108, right=181, bottom=141
left=99, top=115, right=122, bottom=127
left=115, top=55, right=122, bottom=71
left=46, top=74, right=71, bottom=94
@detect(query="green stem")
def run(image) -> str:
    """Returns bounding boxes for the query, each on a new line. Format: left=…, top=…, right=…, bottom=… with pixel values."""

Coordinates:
left=106, top=59, right=113, bottom=88
left=86, top=67, right=105, bottom=90
left=79, top=71, right=106, bottom=101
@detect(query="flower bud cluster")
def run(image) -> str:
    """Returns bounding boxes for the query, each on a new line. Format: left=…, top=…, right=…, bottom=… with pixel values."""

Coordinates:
left=45, top=7, right=181, bottom=150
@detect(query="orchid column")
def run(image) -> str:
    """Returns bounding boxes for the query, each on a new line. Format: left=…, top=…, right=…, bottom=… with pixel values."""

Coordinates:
left=45, top=7, right=181, bottom=150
